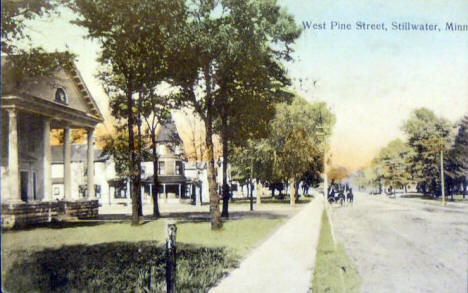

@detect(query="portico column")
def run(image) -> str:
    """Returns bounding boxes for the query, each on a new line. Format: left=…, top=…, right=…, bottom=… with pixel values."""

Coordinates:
left=87, top=128, right=95, bottom=199
left=43, top=119, right=52, bottom=201
left=63, top=127, right=72, bottom=200
left=7, top=108, right=20, bottom=202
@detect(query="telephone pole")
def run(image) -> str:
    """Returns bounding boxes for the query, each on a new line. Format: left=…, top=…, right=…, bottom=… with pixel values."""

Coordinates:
left=440, top=148, right=446, bottom=206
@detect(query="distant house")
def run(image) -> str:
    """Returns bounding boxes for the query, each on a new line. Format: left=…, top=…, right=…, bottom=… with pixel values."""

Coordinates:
left=51, top=145, right=110, bottom=200
left=141, top=118, right=191, bottom=203
left=1, top=56, right=104, bottom=227
left=49, top=117, right=212, bottom=206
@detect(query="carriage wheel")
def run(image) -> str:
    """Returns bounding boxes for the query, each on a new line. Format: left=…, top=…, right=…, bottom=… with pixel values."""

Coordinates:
left=328, top=197, right=335, bottom=204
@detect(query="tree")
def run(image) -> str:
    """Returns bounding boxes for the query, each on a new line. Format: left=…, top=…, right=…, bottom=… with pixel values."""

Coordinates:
left=215, top=37, right=298, bottom=217
left=100, top=129, right=151, bottom=179
left=169, top=0, right=301, bottom=229
left=231, top=96, right=335, bottom=205
left=328, top=166, right=350, bottom=183
left=353, top=163, right=385, bottom=193
left=447, top=115, right=468, bottom=199
left=270, top=97, right=334, bottom=204
left=51, top=129, right=86, bottom=144
left=141, top=93, right=175, bottom=218
left=182, top=113, right=207, bottom=162
left=402, top=108, right=453, bottom=196
left=374, top=139, right=412, bottom=194
left=2, top=0, right=59, bottom=54
left=2, top=0, right=77, bottom=86
left=71, top=0, right=186, bottom=225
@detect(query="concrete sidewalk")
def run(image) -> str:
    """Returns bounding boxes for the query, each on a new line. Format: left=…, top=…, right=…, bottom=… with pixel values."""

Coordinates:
left=209, top=196, right=324, bottom=293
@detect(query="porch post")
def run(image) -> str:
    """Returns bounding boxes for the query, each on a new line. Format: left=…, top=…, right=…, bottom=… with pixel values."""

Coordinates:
left=43, top=119, right=52, bottom=201
left=63, top=127, right=72, bottom=200
left=7, top=108, right=20, bottom=202
left=87, top=128, right=95, bottom=199
left=178, top=184, right=181, bottom=198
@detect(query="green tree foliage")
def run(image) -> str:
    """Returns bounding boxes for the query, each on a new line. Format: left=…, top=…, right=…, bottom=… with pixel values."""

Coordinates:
left=448, top=116, right=468, bottom=178
left=2, top=1, right=76, bottom=88
left=2, top=0, right=58, bottom=54
left=402, top=108, right=453, bottom=195
left=269, top=97, right=334, bottom=201
left=70, top=0, right=186, bottom=224
left=100, top=129, right=151, bottom=179
left=351, top=165, right=383, bottom=193
left=169, top=0, right=301, bottom=228
left=373, top=139, right=412, bottom=193
left=210, top=2, right=300, bottom=217
left=446, top=115, right=468, bottom=198
left=231, top=96, right=335, bottom=204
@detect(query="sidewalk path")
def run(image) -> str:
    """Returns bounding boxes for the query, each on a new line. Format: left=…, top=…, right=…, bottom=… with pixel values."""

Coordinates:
left=209, top=197, right=324, bottom=293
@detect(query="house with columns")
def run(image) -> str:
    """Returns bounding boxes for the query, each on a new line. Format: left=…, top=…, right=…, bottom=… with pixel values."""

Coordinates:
left=47, top=118, right=205, bottom=208
left=1, top=57, right=104, bottom=227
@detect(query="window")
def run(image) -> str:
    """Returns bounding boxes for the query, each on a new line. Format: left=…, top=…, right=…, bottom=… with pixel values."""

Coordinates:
left=95, top=184, right=101, bottom=198
left=158, top=161, right=165, bottom=175
left=114, top=187, right=127, bottom=198
left=55, top=88, right=67, bottom=104
left=175, top=161, right=183, bottom=175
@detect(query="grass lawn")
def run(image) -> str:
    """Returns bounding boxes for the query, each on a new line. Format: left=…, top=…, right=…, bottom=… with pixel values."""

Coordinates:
left=312, top=210, right=361, bottom=293
left=2, top=217, right=283, bottom=293
left=400, top=193, right=468, bottom=203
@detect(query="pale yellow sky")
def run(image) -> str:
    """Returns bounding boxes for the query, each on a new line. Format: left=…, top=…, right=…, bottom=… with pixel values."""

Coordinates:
left=21, top=0, right=468, bottom=171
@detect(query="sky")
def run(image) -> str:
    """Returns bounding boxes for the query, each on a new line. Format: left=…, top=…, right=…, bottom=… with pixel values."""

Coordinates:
left=21, top=0, right=468, bottom=171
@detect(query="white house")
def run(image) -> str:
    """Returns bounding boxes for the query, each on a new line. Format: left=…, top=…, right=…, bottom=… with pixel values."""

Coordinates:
left=1, top=56, right=104, bottom=227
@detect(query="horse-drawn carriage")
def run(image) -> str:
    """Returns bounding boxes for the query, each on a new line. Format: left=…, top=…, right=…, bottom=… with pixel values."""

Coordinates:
left=327, top=184, right=353, bottom=206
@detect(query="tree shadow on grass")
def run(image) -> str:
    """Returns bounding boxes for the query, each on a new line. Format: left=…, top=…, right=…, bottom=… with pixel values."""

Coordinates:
left=2, top=220, right=109, bottom=232
left=4, top=241, right=238, bottom=293
left=3, top=210, right=287, bottom=232
left=162, top=210, right=289, bottom=223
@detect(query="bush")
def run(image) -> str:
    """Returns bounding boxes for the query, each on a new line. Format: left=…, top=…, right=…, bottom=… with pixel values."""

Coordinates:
left=4, top=241, right=237, bottom=293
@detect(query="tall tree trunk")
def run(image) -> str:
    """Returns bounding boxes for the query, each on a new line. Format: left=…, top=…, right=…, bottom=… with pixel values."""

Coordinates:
left=256, top=180, right=262, bottom=204
left=290, top=178, right=296, bottom=206
left=221, top=111, right=229, bottom=218
left=137, top=92, right=143, bottom=217
left=126, top=88, right=140, bottom=226
left=463, top=176, right=467, bottom=199
left=151, top=129, right=160, bottom=218
left=204, top=65, right=221, bottom=230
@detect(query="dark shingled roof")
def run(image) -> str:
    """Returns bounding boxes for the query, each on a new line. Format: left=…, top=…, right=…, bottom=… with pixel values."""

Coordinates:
left=51, top=145, right=108, bottom=163
left=156, top=118, right=182, bottom=144
left=143, top=175, right=188, bottom=184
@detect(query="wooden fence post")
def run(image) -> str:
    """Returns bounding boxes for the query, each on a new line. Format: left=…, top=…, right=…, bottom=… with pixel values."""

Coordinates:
left=166, top=220, right=177, bottom=293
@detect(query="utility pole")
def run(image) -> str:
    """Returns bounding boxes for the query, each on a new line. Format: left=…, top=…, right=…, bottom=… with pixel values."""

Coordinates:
left=440, top=148, right=446, bottom=206
left=323, top=152, right=328, bottom=199
left=250, top=158, right=254, bottom=211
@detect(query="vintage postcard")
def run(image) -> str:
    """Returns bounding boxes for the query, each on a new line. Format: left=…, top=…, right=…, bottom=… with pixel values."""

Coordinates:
left=1, top=0, right=467, bottom=292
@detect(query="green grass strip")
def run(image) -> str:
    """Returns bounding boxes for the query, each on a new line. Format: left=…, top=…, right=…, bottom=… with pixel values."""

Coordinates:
left=312, top=210, right=361, bottom=293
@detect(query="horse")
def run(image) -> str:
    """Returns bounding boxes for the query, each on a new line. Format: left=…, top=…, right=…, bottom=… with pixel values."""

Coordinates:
left=346, top=188, right=354, bottom=204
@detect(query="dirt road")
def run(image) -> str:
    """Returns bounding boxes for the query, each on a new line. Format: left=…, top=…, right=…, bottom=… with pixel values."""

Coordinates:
left=329, top=193, right=468, bottom=293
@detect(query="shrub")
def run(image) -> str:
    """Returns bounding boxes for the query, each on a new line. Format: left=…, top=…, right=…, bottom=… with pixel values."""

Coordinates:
left=4, top=241, right=237, bottom=293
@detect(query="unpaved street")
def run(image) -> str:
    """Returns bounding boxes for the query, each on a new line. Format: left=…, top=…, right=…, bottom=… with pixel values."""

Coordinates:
left=329, top=193, right=468, bottom=293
